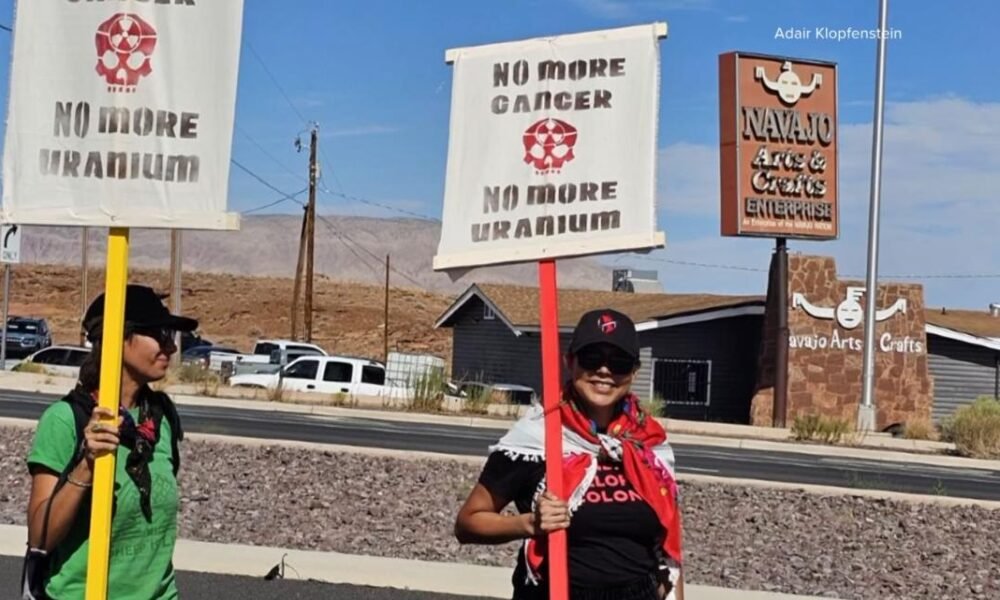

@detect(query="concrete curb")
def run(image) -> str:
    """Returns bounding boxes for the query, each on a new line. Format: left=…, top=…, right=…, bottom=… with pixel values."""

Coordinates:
left=3, top=373, right=997, bottom=473
left=0, top=524, right=837, bottom=599
left=4, top=416, right=998, bottom=510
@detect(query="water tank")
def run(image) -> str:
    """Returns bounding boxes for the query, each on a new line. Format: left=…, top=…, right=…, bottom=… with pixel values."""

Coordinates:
left=990, top=303, right=1000, bottom=317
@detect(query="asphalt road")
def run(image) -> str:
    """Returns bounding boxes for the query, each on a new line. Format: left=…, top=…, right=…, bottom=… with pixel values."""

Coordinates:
left=0, top=556, right=490, bottom=600
left=3, top=389, right=1000, bottom=501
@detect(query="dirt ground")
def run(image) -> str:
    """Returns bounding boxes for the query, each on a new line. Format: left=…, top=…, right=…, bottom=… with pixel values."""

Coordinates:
left=3, top=264, right=454, bottom=363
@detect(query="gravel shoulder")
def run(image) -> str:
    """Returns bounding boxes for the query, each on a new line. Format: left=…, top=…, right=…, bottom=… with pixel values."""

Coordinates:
left=2, top=427, right=997, bottom=599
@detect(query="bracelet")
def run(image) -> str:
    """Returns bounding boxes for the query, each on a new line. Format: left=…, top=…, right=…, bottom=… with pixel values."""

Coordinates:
left=67, top=476, right=92, bottom=489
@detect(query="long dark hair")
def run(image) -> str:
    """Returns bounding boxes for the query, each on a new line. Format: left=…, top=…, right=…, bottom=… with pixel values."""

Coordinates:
left=79, top=331, right=136, bottom=392
left=79, top=339, right=103, bottom=392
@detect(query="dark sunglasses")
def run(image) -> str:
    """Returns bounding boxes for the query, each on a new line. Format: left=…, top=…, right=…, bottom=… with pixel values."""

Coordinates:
left=575, top=347, right=636, bottom=375
left=128, top=326, right=177, bottom=347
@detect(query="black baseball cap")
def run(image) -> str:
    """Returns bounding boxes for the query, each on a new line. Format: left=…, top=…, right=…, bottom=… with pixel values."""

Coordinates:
left=568, top=308, right=639, bottom=360
left=83, top=285, right=198, bottom=342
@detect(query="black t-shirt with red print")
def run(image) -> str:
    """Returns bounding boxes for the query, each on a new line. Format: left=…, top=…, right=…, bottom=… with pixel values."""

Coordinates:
left=478, top=450, right=663, bottom=589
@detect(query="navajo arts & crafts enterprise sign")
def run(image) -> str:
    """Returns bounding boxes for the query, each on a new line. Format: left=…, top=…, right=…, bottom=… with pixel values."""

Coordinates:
left=434, top=24, right=666, bottom=270
left=719, top=52, right=838, bottom=239
left=2, top=0, right=243, bottom=230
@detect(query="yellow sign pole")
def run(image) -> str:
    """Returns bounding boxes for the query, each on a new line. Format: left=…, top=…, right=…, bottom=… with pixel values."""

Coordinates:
left=85, top=227, right=130, bottom=600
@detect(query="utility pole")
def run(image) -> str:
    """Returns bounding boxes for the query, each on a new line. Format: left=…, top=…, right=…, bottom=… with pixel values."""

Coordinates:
left=170, top=230, right=182, bottom=365
left=290, top=206, right=307, bottom=340
left=80, top=227, right=89, bottom=346
left=304, top=124, right=318, bottom=343
left=384, top=254, right=390, bottom=363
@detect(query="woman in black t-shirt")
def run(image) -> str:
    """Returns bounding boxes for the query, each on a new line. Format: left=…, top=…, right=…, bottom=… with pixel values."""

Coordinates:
left=455, top=309, right=684, bottom=600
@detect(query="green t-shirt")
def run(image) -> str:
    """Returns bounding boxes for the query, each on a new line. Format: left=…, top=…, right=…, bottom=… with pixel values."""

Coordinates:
left=27, top=400, right=179, bottom=600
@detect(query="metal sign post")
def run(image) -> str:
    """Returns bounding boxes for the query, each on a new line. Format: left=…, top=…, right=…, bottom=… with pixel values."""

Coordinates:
left=0, top=223, right=22, bottom=370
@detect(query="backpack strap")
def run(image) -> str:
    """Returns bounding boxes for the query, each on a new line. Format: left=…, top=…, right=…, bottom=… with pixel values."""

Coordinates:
left=63, top=387, right=183, bottom=476
left=149, top=390, right=183, bottom=476
left=32, top=391, right=93, bottom=551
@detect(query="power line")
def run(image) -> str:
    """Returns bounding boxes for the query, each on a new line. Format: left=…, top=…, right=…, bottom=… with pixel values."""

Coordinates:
left=237, top=126, right=306, bottom=184
left=230, top=158, right=299, bottom=199
left=241, top=187, right=309, bottom=215
left=630, top=254, right=1000, bottom=280
left=318, top=183, right=439, bottom=222
left=0, top=23, right=11, bottom=32
left=245, top=41, right=309, bottom=126
left=231, top=158, right=424, bottom=288
left=630, top=255, right=768, bottom=273
left=314, top=213, right=425, bottom=288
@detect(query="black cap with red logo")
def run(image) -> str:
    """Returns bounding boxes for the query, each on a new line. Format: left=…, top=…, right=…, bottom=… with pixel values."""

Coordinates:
left=568, top=308, right=639, bottom=360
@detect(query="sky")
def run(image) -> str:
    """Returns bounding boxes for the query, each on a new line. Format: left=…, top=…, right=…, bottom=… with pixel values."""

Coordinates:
left=0, top=0, right=997, bottom=309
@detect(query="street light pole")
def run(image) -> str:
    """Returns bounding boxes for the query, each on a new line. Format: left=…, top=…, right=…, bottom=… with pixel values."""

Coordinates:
left=859, top=0, right=891, bottom=432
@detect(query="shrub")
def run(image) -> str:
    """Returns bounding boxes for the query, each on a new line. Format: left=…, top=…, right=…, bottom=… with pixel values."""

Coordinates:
left=946, top=397, right=1000, bottom=459
left=639, top=394, right=666, bottom=418
left=409, top=368, right=446, bottom=413
left=903, top=417, right=937, bottom=441
left=12, top=362, right=48, bottom=375
left=463, top=383, right=493, bottom=415
left=791, top=414, right=852, bottom=444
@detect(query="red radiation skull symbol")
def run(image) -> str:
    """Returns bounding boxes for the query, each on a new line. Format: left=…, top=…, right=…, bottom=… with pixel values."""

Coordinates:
left=95, top=13, right=157, bottom=93
left=522, top=118, right=578, bottom=173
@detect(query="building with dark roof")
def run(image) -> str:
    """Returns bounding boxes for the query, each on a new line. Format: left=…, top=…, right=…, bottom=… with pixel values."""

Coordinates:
left=435, top=256, right=1000, bottom=428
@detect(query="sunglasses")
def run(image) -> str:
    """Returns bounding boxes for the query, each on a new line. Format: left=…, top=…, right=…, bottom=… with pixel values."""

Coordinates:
left=128, top=326, right=177, bottom=347
left=575, top=347, right=636, bottom=375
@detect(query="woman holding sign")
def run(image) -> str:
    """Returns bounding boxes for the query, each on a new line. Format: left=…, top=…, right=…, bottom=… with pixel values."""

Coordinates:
left=22, top=286, right=192, bottom=600
left=455, top=309, right=684, bottom=600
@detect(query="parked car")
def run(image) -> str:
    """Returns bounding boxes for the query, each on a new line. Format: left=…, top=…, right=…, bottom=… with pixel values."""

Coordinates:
left=3, top=317, right=53, bottom=358
left=181, top=331, right=213, bottom=352
left=16, top=345, right=91, bottom=378
left=229, top=355, right=404, bottom=398
left=182, top=345, right=240, bottom=369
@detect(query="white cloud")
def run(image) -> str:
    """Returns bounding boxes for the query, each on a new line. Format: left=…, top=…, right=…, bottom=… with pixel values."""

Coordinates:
left=645, top=98, right=1000, bottom=307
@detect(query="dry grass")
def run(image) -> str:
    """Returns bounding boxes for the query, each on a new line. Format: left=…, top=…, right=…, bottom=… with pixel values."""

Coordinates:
left=942, top=397, right=1000, bottom=459
left=903, top=418, right=938, bottom=441
left=791, top=414, right=853, bottom=444
left=11, top=362, right=47, bottom=375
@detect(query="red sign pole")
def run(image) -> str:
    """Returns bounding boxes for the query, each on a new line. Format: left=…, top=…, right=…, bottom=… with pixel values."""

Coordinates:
left=538, top=258, right=568, bottom=600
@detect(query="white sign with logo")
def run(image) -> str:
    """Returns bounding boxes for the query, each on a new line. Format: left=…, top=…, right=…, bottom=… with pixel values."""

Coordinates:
left=434, top=24, right=667, bottom=271
left=0, top=224, right=21, bottom=264
left=1, top=0, right=244, bottom=230
left=791, top=287, right=924, bottom=353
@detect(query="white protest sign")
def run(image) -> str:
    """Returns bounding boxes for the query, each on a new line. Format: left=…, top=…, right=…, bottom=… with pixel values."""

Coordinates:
left=434, top=24, right=667, bottom=271
left=1, top=0, right=244, bottom=230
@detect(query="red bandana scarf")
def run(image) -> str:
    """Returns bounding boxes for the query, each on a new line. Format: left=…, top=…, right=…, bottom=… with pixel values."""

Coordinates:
left=514, top=393, right=683, bottom=584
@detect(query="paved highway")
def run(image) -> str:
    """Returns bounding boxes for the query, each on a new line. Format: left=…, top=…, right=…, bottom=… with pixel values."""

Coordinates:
left=0, top=556, right=488, bottom=600
left=3, top=389, right=999, bottom=500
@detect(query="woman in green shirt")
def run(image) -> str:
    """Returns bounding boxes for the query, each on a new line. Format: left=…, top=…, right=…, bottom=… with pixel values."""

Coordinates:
left=25, top=285, right=195, bottom=600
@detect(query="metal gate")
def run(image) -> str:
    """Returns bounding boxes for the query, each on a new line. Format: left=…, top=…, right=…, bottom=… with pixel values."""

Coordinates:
left=651, top=359, right=712, bottom=420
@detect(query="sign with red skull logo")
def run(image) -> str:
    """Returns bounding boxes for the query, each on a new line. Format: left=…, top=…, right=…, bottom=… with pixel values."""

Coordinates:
left=95, top=13, right=158, bottom=93
left=2, top=1, right=245, bottom=230
left=434, top=24, right=667, bottom=271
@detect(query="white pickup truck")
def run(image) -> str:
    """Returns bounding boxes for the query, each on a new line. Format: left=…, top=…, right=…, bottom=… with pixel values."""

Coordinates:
left=212, top=339, right=327, bottom=374
left=228, top=355, right=407, bottom=398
